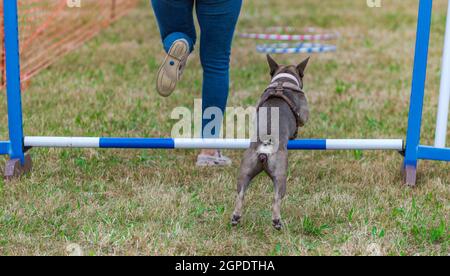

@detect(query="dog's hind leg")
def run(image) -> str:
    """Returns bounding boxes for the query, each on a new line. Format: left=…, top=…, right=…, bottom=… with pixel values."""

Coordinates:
left=268, top=150, right=288, bottom=230
left=232, top=150, right=263, bottom=226
left=272, top=174, right=287, bottom=230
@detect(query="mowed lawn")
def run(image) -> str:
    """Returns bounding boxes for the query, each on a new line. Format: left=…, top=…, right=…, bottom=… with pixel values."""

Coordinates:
left=0, top=0, right=448, bottom=256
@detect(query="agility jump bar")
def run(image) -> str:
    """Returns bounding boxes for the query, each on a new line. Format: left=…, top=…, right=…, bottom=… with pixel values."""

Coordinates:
left=24, top=137, right=404, bottom=151
left=256, top=43, right=337, bottom=54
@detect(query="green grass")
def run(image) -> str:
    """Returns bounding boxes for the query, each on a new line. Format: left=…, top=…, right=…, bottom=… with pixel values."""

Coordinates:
left=0, top=0, right=448, bottom=255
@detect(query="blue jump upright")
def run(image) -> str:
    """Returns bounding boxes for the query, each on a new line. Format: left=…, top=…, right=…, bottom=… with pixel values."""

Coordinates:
left=2, top=0, right=32, bottom=179
left=404, top=0, right=450, bottom=186
left=0, top=0, right=448, bottom=185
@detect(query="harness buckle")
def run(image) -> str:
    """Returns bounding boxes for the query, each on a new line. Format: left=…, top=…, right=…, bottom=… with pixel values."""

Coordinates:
left=276, top=82, right=284, bottom=92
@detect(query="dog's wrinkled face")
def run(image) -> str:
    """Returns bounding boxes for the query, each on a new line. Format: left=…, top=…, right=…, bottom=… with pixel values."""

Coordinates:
left=267, top=54, right=310, bottom=88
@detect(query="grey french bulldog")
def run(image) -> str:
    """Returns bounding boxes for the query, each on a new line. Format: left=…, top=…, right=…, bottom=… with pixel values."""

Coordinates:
left=232, top=54, right=310, bottom=230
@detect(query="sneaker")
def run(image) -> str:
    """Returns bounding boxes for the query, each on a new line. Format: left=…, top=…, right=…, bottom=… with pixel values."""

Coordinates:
left=196, top=151, right=232, bottom=167
left=156, top=39, right=190, bottom=97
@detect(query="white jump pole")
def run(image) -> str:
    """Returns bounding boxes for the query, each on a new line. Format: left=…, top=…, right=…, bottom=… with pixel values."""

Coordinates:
left=435, top=0, right=450, bottom=148
left=23, top=137, right=405, bottom=151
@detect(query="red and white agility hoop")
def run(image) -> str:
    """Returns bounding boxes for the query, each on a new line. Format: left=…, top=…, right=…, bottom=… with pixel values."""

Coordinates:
left=238, top=27, right=339, bottom=42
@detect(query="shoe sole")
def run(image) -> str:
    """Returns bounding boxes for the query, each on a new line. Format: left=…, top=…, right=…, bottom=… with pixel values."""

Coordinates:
left=156, top=40, right=189, bottom=97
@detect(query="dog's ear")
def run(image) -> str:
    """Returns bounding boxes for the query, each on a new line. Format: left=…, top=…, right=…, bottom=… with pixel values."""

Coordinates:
left=267, top=54, right=279, bottom=76
left=297, top=56, right=310, bottom=78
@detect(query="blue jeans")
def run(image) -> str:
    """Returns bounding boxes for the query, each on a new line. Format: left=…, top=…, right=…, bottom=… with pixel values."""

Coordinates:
left=151, top=0, right=242, bottom=138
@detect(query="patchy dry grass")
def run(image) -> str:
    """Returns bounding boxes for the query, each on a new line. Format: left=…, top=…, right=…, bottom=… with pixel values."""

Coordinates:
left=0, top=0, right=448, bottom=255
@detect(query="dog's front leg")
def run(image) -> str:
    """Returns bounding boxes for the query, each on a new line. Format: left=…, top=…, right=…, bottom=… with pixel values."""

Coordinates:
left=232, top=149, right=263, bottom=226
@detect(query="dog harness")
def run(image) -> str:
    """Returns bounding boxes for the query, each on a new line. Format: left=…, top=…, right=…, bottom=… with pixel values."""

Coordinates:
left=257, top=73, right=308, bottom=139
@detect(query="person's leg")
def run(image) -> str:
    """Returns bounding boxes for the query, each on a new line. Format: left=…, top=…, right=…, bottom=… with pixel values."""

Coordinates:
left=151, top=0, right=196, bottom=52
left=196, top=0, right=243, bottom=139
left=194, top=0, right=242, bottom=165
left=151, top=0, right=196, bottom=96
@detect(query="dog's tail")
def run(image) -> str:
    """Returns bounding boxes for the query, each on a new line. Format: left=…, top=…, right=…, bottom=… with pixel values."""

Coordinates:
left=258, top=153, right=268, bottom=164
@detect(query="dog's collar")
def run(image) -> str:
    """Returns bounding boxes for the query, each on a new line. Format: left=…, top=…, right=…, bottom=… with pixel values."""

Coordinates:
left=271, top=73, right=300, bottom=88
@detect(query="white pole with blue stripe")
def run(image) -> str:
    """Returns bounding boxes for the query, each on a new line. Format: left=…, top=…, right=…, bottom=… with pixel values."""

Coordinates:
left=23, top=137, right=404, bottom=151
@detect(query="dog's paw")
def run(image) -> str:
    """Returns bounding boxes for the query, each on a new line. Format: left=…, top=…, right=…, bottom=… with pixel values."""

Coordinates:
left=272, top=219, right=283, bottom=231
left=231, top=215, right=241, bottom=226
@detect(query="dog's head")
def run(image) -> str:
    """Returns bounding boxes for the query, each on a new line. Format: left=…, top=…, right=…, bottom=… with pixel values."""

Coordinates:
left=266, top=54, right=310, bottom=88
